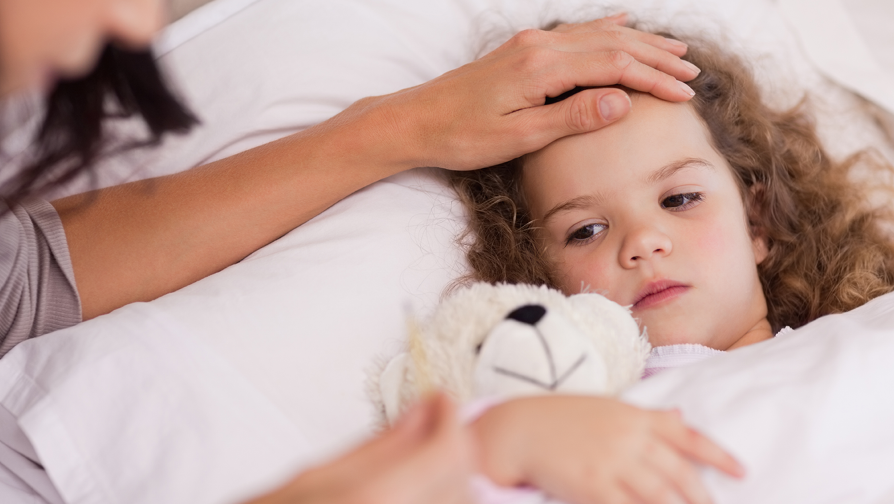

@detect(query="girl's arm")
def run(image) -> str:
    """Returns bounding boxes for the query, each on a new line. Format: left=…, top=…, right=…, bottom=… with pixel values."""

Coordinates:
left=52, top=14, right=699, bottom=320
left=471, top=396, right=744, bottom=504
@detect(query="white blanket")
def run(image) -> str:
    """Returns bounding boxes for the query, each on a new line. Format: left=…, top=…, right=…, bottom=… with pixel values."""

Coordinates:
left=623, top=291, right=894, bottom=503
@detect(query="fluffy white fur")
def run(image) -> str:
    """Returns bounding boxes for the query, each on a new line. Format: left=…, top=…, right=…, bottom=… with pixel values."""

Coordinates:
left=370, top=283, right=651, bottom=425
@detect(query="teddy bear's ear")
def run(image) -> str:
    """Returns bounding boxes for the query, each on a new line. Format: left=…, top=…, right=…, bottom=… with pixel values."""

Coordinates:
left=379, top=353, right=410, bottom=425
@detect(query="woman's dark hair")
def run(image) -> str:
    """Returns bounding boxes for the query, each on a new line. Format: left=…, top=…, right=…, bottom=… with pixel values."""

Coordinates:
left=2, top=43, right=198, bottom=201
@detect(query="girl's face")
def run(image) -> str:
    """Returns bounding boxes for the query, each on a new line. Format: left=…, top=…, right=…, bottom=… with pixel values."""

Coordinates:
left=0, top=0, right=165, bottom=96
left=523, top=94, right=772, bottom=350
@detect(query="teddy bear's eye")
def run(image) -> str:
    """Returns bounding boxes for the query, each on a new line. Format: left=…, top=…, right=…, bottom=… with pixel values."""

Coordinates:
left=475, top=343, right=483, bottom=354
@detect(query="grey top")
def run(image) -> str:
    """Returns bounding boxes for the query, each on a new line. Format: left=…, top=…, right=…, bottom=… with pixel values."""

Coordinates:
left=0, top=198, right=81, bottom=358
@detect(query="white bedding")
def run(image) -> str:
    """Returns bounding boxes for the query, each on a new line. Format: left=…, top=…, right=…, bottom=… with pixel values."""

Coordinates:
left=0, top=0, right=893, bottom=503
left=623, top=291, right=894, bottom=503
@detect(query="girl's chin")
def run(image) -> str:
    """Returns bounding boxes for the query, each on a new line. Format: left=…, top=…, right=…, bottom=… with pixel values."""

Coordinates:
left=639, top=320, right=710, bottom=348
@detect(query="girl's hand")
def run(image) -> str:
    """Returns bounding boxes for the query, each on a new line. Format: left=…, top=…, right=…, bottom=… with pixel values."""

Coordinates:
left=363, top=13, right=700, bottom=172
left=246, top=393, right=474, bottom=504
left=472, top=396, right=745, bottom=504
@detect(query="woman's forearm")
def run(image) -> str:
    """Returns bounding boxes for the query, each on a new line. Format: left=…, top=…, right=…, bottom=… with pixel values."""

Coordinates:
left=54, top=96, right=414, bottom=319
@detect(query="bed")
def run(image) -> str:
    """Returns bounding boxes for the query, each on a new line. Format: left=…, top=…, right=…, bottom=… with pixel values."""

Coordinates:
left=0, top=0, right=893, bottom=502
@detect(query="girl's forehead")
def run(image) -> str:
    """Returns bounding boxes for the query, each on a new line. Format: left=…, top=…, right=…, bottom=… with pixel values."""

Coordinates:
left=528, top=94, right=715, bottom=173
left=521, top=93, right=735, bottom=218
left=522, top=94, right=727, bottom=203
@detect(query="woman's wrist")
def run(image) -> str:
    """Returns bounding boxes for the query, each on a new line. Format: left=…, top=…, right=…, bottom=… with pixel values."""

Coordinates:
left=320, top=93, right=427, bottom=179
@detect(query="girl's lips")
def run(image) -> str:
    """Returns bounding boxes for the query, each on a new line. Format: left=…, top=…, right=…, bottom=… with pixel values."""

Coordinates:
left=632, top=281, right=690, bottom=310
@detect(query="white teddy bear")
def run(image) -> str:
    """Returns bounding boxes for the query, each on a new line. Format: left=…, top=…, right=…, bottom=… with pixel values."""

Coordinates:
left=371, top=282, right=651, bottom=426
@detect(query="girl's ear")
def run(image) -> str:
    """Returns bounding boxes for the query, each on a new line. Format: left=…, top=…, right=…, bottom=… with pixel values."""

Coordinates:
left=747, top=183, right=769, bottom=264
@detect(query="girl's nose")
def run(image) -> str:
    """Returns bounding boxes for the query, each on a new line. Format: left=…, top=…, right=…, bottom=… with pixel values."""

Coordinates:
left=104, top=0, right=166, bottom=49
left=618, top=225, right=673, bottom=269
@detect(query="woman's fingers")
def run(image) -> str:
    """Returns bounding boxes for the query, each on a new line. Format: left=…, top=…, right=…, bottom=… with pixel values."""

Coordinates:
left=573, top=33, right=697, bottom=81
left=323, top=395, right=436, bottom=474
left=501, top=28, right=698, bottom=85
left=562, top=12, right=630, bottom=30
left=250, top=393, right=474, bottom=504
left=656, top=411, right=746, bottom=478
left=534, top=32, right=698, bottom=84
left=586, top=31, right=697, bottom=80
left=557, top=23, right=691, bottom=60
left=542, top=49, right=695, bottom=101
left=357, top=393, right=475, bottom=504
left=550, top=14, right=689, bottom=58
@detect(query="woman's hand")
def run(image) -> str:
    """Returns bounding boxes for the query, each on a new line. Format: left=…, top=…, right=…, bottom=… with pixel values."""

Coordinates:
left=245, top=393, right=474, bottom=504
left=472, top=396, right=745, bottom=504
left=369, top=13, right=700, bottom=171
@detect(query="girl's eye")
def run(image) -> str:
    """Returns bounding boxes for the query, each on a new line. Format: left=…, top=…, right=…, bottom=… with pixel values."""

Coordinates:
left=661, top=192, right=704, bottom=210
left=565, top=223, right=606, bottom=246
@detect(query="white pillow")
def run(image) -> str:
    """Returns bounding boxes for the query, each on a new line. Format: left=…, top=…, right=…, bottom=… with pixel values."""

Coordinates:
left=0, top=0, right=892, bottom=503
left=778, top=0, right=894, bottom=114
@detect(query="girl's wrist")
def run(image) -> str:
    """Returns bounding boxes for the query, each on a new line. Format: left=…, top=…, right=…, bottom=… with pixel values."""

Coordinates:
left=468, top=398, right=537, bottom=488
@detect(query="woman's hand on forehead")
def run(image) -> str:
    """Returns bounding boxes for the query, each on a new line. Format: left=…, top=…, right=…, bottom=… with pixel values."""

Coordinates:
left=377, top=13, right=701, bottom=172
left=543, top=14, right=699, bottom=93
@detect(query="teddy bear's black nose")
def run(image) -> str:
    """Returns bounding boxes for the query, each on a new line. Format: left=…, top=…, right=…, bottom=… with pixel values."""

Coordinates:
left=506, top=304, right=547, bottom=325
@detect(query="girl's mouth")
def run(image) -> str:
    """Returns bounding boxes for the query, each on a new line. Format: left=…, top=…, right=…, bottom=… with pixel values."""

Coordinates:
left=632, top=280, right=690, bottom=310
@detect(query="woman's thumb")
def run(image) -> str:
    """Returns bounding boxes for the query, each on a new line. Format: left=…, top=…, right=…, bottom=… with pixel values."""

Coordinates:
left=534, top=88, right=631, bottom=141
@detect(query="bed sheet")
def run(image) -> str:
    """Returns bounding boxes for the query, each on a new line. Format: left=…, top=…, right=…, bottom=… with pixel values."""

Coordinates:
left=0, top=0, right=892, bottom=503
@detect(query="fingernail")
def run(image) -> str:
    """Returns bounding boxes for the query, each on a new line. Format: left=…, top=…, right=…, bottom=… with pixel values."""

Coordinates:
left=599, top=92, right=631, bottom=121
left=682, top=60, right=701, bottom=76
left=665, top=37, right=688, bottom=49
left=677, top=80, right=696, bottom=97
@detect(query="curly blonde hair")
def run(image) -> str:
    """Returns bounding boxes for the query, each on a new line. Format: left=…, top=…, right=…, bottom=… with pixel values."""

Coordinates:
left=451, top=34, right=894, bottom=332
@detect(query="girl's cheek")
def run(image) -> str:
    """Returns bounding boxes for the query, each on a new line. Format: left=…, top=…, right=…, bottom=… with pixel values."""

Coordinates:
left=558, top=251, right=614, bottom=295
left=695, top=217, right=733, bottom=256
left=695, top=228, right=724, bottom=255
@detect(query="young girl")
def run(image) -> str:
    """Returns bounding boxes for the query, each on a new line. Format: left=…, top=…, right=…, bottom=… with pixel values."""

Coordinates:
left=459, top=27, right=894, bottom=504
left=453, top=31, right=894, bottom=353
